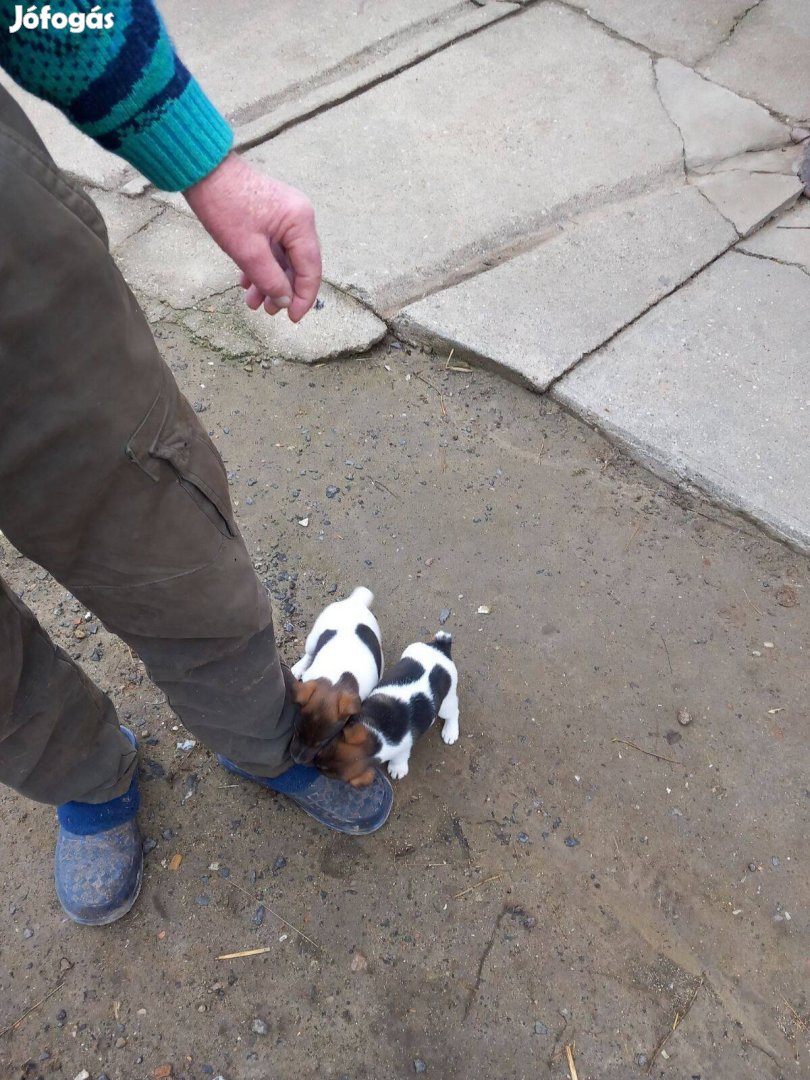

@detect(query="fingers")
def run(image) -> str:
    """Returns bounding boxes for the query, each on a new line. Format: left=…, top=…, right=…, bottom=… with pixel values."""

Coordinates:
left=285, top=233, right=323, bottom=323
left=238, top=239, right=294, bottom=312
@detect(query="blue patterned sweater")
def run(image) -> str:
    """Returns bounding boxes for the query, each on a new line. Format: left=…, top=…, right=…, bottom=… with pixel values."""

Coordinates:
left=0, top=0, right=232, bottom=190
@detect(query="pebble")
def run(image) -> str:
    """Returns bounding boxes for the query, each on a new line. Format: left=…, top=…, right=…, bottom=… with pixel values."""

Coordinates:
left=251, top=1019, right=269, bottom=1036
left=74, top=1071, right=91, bottom=1080
left=219, top=866, right=231, bottom=878
left=326, top=486, right=340, bottom=498
left=414, top=1060, right=427, bottom=1074
left=22, top=927, right=33, bottom=939
left=677, top=707, right=692, bottom=726
left=517, top=832, right=530, bottom=844
left=223, top=427, right=230, bottom=435
left=534, top=1021, right=548, bottom=1035
left=327, top=584, right=338, bottom=594
left=253, top=905, right=266, bottom=926
left=115, top=1037, right=127, bottom=1049
left=273, top=855, right=288, bottom=873
left=245, top=498, right=254, bottom=506
left=196, top=895, right=211, bottom=906
left=162, top=829, right=175, bottom=840
left=748, top=862, right=758, bottom=873
left=143, top=838, right=158, bottom=853
left=564, top=837, right=580, bottom=848
left=636, top=1054, right=648, bottom=1067
left=771, top=856, right=780, bottom=868
left=439, top=609, right=451, bottom=625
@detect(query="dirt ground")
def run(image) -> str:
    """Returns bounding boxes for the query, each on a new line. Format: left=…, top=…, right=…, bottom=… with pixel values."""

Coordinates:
left=1, top=325, right=809, bottom=1080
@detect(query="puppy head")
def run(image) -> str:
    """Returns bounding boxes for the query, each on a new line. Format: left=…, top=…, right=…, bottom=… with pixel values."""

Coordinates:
left=289, top=678, right=362, bottom=765
left=314, top=720, right=377, bottom=788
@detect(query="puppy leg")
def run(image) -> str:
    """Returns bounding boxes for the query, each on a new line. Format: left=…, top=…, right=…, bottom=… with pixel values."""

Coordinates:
left=438, top=689, right=460, bottom=744
left=387, top=750, right=411, bottom=780
left=290, top=654, right=311, bottom=679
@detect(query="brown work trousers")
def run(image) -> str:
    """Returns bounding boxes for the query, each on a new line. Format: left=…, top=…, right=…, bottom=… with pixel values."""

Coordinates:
left=0, top=88, right=296, bottom=807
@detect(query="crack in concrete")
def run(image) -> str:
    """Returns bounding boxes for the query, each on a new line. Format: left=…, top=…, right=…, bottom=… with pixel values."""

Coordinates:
left=689, top=181, right=741, bottom=236
left=551, top=0, right=661, bottom=59
left=652, top=60, right=687, bottom=180
left=233, top=1, right=527, bottom=155
left=692, top=0, right=763, bottom=68
left=735, top=246, right=810, bottom=278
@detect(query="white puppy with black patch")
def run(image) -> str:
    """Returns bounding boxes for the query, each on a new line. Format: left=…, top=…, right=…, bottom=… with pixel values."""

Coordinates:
left=289, top=586, right=383, bottom=765
left=332, top=631, right=459, bottom=780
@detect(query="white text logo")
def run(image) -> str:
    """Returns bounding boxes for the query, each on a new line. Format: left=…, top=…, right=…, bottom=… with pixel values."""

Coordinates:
left=9, top=5, right=114, bottom=33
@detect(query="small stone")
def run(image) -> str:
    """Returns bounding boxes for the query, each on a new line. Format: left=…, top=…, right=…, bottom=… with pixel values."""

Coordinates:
left=763, top=641, right=775, bottom=649
left=326, top=485, right=340, bottom=498
left=517, top=832, right=530, bottom=844
left=439, top=608, right=451, bottom=625
left=677, top=707, right=693, bottom=726
left=564, top=837, right=580, bottom=848
left=636, top=1054, right=648, bottom=1067
left=327, top=584, right=338, bottom=594
left=776, top=585, right=798, bottom=607
left=218, top=866, right=231, bottom=879
left=534, top=1021, right=548, bottom=1035
left=251, top=1019, right=269, bottom=1036
left=115, top=1037, right=127, bottom=1049
left=22, top=928, right=33, bottom=939
left=60, top=957, right=72, bottom=973
left=748, top=862, right=758, bottom=872
left=196, top=895, right=211, bottom=906
left=350, top=951, right=368, bottom=972
left=253, top=905, right=266, bottom=926
left=523, top=916, right=537, bottom=929
left=272, top=855, right=287, bottom=873
left=477, top=605, right=491, bottom=615
left=74, top=1072, right=91, bottom=1080
left=153, top=1067, right=173, bottom=1080
left=790, top=127, right=810, bottom=143
left=298, top=517, right=309, bottom=527
left=143, top=838, right=158, bottom=853
left=245, top=498, right=255, bottom=506
left=223, top=427, right=230, bottom=435
left=771, top=856, right=780, bottom=868
left=162, top=829, right=174, bottom=840
left=414, top=1060, right=427, bottom=1074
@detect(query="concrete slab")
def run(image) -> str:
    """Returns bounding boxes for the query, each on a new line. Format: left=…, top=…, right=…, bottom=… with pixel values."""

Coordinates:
left=563, top=0, right=756, bottom=66
left=85, top=189, right=164, bottom=251
left=115, top=210, right=237, bottom=308
left=655, top=59, right=789, bottom=169
left=738, top=198, right=810, bottom=271
left=701, top=0, right=810, bottom=122
left=181, top=283, right=387, bottom=364
left=395, top=186, right=736, bottom=390
left=554, top=251, right=810, bottom=551
left=0, top=71, right=134, bottom=189
left=692, top=171, right=802, bottom=235
left=691, top=143, right=805, bottom=176
left=247, top=3, right=685, bottom=312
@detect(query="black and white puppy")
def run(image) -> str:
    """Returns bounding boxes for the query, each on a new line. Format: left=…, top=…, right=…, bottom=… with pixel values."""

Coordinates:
left=290, top=586, right=383, bottom=764
left=326, top=631, right=459, bottom=781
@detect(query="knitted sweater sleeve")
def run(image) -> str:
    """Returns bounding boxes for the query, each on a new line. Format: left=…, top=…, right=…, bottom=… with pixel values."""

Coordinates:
left=0, top=0, right=233, bottom=190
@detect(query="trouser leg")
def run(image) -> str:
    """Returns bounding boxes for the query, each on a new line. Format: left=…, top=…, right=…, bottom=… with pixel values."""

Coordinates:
left=0, top=88, right=296, bottom=805
left=0, top=576, right=135, bottom=805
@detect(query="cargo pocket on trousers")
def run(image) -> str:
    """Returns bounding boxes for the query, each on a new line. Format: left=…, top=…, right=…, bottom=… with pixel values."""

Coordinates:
left=126, top=380, right=236, bottom=541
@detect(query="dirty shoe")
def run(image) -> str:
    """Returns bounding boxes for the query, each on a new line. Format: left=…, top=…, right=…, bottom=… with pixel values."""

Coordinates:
left=217, top=757, right=393, bottom=835
left=54, top=727, right=143, bottom=926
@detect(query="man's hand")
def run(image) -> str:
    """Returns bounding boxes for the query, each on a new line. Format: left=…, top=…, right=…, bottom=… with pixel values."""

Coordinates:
left=184, top=153, right=322, bottom=323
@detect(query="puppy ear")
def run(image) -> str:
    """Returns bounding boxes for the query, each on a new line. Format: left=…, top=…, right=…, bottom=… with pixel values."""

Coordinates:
left=342, top=720, right=368, bottom=746
left=350, top=768, right=376, bottom=789
left=338, top=692, right=362, bottom=720
left=292, top=680, right=317, bottom=706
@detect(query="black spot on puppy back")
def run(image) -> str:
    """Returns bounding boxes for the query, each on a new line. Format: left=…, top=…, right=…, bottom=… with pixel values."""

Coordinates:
left=377, top=657, right=424, bottom=688
left=355, top=623, right=383, bottom=677
left=429, top=666, right=451, bottom=707
left=312, top=628, right=337, bottom=659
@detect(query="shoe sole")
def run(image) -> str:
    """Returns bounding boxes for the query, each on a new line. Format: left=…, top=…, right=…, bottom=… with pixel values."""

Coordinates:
left=64, top=861, right=144, bottom=927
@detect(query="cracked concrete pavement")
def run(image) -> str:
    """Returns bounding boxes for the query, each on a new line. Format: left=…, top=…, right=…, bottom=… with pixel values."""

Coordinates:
left=2, top=1, right=810, bottom=1078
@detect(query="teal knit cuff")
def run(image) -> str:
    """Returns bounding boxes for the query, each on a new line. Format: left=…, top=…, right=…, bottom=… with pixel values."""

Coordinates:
left=114, top=77, right=234, bottom=191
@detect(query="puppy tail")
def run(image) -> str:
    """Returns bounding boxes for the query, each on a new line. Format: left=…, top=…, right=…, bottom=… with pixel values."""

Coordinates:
left=348, top=586, right=374, bottom=608
left=432, top=630, right=453, bottom=658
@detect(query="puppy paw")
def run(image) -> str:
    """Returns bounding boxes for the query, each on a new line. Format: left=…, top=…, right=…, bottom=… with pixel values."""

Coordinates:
left=388, top=760, right=409, bottom=780
left=441, top=722, right=459, bottom=745
left=290, top=659, right=307, bottom=679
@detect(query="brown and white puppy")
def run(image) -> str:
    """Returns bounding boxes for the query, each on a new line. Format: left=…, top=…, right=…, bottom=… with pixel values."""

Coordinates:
left=289, top=586, right=383, bottom=765
left=316, top=632, right=459, bottom=786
